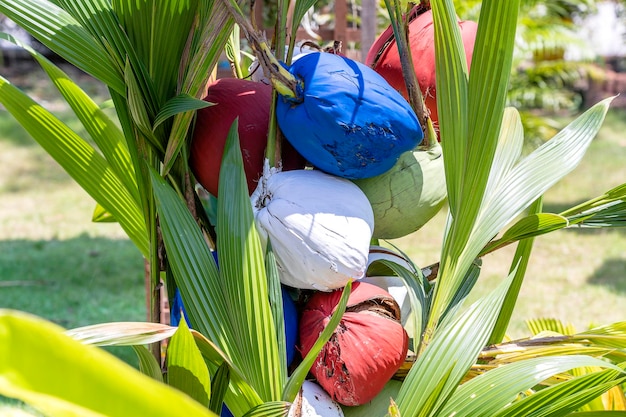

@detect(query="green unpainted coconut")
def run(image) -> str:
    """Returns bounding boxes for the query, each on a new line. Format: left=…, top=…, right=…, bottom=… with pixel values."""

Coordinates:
left=353, top=142, right=446, bottom=239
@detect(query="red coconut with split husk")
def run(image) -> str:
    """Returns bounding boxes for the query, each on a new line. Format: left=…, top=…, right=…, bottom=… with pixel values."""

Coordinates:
left=299, top=281, right=409, bottom=406
left=365, top=8, right=477, bottom=130
left=190, top=78, right=305, bottom=196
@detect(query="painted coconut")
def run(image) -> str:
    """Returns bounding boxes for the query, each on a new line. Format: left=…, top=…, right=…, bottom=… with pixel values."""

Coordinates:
left=366, top=8, right=477, bottom=129
left=288, top=380, right=344, bottom=417
left=251, top=167, right=374, bottom=291
left=190, top=78, right=304, bottom=196
left=299, top=282, right=409, bottom=406
left=352, top=142, right=446, bottom=239
left=276, top=52, right=423, bottom=179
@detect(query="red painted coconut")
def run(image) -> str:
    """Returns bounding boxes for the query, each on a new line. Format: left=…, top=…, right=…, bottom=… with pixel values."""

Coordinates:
left=190, top=78, right=304, bottom=196
left=299, top=281, right=409, bottom=406
left=365, top=8, right=477, bottom=129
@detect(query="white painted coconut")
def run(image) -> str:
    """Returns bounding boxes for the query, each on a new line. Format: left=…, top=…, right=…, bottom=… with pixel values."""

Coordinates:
left=288, top=380, right=344, bottom=417
left=251, top=165, right=374, bottom=291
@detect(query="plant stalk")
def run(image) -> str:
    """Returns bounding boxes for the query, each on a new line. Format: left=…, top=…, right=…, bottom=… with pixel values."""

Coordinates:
left=219, top=0, right=299, bottom=100
left=383, top=1, right=434, bottom=145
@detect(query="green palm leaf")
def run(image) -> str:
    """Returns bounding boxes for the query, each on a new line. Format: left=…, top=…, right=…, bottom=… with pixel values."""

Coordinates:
left=265, top=242, right=288, bottom=386
left=479, top=180, right=626, bottom=255
left=153, top=94, right=213, bottom=131
left=209, top=363, right=230, bottom=415
left=167, top=318, right=211, bottom=407
left=493, top=368, right=626, bottom=417
left=162, top=0, right=238, bottom=173
left=242, top=401, right=290, bottom=417
left=191, top=331, right=264, bottom=417
left=111, top=0, right=200, bottom=104
left=431, top=0, right=470, bottom=213
left=151, top=121, right=285, bottom=412
left=488, top=197, right=542, bottom=344
left=0, top=77, right=149, bottom=256
left=215, top=120, right=282, bottom=401
left=427, top=0, right=521, bottom=335
left=132, top=345, right=164, bottom=381
left=149, top=169, right=231, bottom=351
left=53, top=0, right=131, bottom=75
left=439, top=356, right=623, bottom=417
left=0, top=0, right=125, bottom=94
left=54, top=0, right=162, bottom=118
left=560, top=183, right=626, bottom=228
left=395, top=268, right=515, bottom=416
left=0, top=32, right=140, bottom=204
left=431, top=94, right=613, bottom=338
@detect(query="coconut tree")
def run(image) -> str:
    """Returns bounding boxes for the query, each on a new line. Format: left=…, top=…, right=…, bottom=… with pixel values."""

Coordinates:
left=0, top=0, right=626, bottom=416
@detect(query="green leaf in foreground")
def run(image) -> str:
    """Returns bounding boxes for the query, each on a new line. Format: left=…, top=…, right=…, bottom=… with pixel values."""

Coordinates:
left=395, top=269, right=515, bottom=416
left=167, top=318, right=211, bottom=407
left=0, top=310, right=216, bottom=417
left=493, top=368, right=626, bottom=417
left=439, top=356, right=623, bottom=417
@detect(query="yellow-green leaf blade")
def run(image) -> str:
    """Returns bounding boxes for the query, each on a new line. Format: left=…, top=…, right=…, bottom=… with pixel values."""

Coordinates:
left=0, top=310, right=216, bottom=417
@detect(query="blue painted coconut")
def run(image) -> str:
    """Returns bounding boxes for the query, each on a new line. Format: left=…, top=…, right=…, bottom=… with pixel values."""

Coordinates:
left=276, top=52, right=423, bottom=179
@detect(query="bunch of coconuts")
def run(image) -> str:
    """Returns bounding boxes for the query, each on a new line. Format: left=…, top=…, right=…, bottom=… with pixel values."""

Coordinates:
left=189, top=9, right=476, bottom=415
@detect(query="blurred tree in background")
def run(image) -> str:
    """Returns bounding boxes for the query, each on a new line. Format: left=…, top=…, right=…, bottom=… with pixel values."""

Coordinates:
left=455, top=0, right=601, bottom=143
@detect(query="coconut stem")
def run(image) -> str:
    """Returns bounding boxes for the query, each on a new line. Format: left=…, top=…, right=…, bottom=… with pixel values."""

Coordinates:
left=383, top=1, right=435, bottom=145
left=220, top=0, right=300, bottom=100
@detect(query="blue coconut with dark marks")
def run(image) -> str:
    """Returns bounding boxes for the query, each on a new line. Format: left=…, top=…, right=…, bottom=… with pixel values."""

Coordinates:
left=276, top=52, right=423, bottom=179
